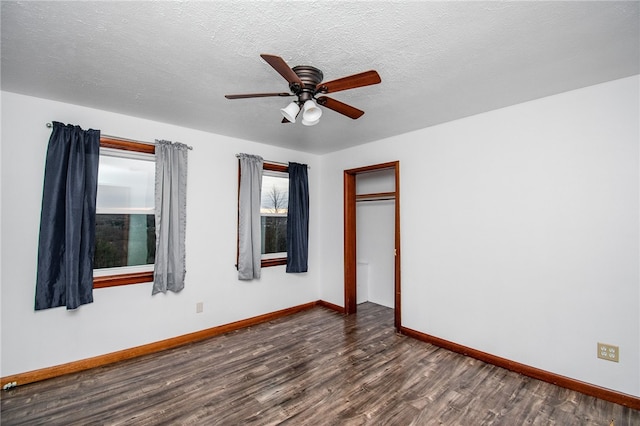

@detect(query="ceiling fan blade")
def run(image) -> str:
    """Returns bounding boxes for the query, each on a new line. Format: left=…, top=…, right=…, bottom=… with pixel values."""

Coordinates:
left=225, top=92, right=292, bottom=99
left=316, top=70, right=381, bottom=94
left=316, top=96, right=365, bottom=119
left=282, top=117, right=291, bottom=123
left=260, top=54, right=303, bottom=88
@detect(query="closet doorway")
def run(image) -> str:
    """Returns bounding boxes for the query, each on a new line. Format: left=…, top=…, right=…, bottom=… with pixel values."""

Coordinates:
left=344, top=161, right=401, bottom=331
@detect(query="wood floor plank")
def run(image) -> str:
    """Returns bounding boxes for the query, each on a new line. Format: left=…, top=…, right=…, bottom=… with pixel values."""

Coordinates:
left=1, top=302, right=638, bottom=425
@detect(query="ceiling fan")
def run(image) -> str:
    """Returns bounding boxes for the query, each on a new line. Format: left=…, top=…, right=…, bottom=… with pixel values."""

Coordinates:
left=225, top=54, right=381, bottom=126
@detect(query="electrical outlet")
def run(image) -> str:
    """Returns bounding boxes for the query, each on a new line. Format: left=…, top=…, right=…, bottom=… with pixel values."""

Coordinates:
left=196, top=302, right=203, bottom=313
left=597, top=343, right=619, bottom=362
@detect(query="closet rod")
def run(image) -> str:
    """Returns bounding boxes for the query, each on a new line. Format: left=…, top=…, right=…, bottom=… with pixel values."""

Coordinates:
left=356, top=197, right=395, bottom=202
left=45, top=123, right=193, bottom=150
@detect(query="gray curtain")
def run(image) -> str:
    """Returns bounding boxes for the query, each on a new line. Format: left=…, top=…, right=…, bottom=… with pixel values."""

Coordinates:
left=35, top=122, right=100, bottom=310
left=153, top=140, right=189, bottom=295
left=237, top=153, right=263, bottom=280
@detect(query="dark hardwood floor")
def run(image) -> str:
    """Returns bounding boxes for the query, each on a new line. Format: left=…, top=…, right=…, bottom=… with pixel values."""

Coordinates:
left=1, top=302, right=638, bottom=425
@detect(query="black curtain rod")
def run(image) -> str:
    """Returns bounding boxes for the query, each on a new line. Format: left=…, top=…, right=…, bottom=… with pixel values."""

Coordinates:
left=45, top=123, right=193, bottom=150
left=235, top=153, right=310, bottom=169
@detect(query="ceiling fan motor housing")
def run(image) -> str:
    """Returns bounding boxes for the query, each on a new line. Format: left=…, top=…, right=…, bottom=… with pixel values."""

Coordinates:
left=291, top=65, right=324, bottom=102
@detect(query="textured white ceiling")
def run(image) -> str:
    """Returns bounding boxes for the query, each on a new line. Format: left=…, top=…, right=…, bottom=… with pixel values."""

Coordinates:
left=2, top=1, right=638, bottom=154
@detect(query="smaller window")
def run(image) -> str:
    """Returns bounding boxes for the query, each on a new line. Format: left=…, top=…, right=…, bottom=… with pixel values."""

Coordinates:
left=261, top=169, right=289, bottom=263
left=237, top=162, right=289, bottom=268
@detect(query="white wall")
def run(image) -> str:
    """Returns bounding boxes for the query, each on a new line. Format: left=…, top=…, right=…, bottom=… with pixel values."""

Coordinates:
left=356, top=200, right=395, bottom=308
left=0, top=92, right=321, bottom=377
left=319, top=76, right=640, bottom=396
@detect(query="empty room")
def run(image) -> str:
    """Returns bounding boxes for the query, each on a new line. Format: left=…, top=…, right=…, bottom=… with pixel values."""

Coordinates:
left=1, top=1, right=639, bottom=424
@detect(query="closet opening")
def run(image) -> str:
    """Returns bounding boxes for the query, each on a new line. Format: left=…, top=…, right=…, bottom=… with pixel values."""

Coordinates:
left=344, top=161, right=401, bottom=331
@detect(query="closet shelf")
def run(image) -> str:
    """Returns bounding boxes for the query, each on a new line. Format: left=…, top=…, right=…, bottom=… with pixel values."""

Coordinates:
left=355, top=191, right=396, bottom=202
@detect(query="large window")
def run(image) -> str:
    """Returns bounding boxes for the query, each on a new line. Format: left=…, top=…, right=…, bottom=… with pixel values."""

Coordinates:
left=93, top=138, right=156, bottom=288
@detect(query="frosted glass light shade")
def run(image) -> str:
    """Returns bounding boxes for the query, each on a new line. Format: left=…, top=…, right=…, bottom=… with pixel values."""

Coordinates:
left=301, top=117, right=320, bottom=126
left=302, top=100, right=322, bottom=122
left=280, top=102, right=300, bottom=123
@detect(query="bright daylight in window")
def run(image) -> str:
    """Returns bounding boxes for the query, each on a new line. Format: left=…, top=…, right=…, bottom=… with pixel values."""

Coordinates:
left=261, top=170, right=289, bottom=259
left=94, top=148, right=155, bottom=276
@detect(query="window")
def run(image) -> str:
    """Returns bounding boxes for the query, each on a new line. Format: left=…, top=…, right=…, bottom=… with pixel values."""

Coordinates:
left=237, top=162, right=290, bottom=268
left=93, top=138, right=156, bottom=288
left=261, top=167, right=289, bottom=265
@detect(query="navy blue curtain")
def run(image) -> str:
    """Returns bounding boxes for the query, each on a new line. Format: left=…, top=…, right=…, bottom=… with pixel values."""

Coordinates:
left=35, top=122, right=100, bottom=310
left=286, top=162, right=309, bottom=273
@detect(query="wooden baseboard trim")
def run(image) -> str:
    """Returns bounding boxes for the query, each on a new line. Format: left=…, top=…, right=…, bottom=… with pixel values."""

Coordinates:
left=316, top=299, right=345, bottom=314
left=400, top=326, right=640, bottom=410
left=1, top=301, right=319, bottom=389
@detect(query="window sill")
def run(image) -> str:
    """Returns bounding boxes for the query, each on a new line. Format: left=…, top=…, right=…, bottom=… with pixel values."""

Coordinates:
left=262, top=258, right=287, bottom=268
left=93, top=271, right=153, bottom=289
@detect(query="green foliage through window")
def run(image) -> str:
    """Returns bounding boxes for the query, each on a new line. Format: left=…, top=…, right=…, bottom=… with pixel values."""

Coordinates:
left=94, top=214, right=155, bottom=269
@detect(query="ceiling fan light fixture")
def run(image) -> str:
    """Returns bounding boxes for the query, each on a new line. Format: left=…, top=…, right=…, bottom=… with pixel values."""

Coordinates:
left=302, top=99, right=322, bottom=122
left=280, top=101, right=300, bottom=123
left=301, top=117, right=320, bottom=126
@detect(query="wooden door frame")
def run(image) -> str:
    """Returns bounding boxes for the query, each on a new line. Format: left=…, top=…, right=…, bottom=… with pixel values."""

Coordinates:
left=344, top=161, right=401, bottom=330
